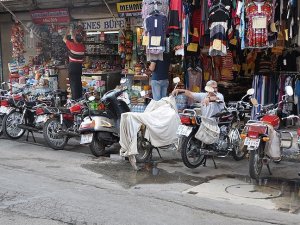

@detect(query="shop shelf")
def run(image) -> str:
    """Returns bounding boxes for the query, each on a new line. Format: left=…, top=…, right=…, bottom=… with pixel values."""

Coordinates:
left=84, top=42, right=118, bottom=45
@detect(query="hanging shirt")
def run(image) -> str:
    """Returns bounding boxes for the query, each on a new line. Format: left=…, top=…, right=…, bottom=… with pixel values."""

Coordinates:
left=145, top=13, right=168, bottom=48
left=245, top=1, right=273, bottom=48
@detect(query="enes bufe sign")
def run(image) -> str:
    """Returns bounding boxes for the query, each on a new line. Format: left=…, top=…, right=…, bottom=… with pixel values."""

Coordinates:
left=116, top=1, right=142, bottom=17
left=82, top=18, right=126, bottom=32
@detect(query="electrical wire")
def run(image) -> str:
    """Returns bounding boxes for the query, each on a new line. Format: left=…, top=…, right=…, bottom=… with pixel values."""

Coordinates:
left=0, top=1, right=40, bottom=39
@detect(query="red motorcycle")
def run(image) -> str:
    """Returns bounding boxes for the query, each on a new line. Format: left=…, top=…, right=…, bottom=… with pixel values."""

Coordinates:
left=241, top=86, right=294, bottom=180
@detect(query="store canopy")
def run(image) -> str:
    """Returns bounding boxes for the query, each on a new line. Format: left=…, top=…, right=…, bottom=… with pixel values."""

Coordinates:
left=0, top=0, right=119, bottom=13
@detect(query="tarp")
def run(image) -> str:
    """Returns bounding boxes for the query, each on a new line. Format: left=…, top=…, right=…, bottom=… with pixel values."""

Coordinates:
left=119, top=96, right=180, bottom=157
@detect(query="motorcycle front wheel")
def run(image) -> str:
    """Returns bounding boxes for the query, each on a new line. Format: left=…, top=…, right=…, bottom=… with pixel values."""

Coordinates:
left=181, top=130, right=205, bottom=169
left=43, top=118, right=68, bottom=150
left=3, top=110, right=25, bottom=139
left=230, top=128, right=246, bottom=161
left=249, top=143, right=264, bottom=180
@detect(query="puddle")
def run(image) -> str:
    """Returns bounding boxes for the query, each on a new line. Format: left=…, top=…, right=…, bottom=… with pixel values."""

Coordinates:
left=82, top=161, right=205, bottom=188
left=82, top=160, right=300, bottom=213
left=184, top=175, right=300, bottom=214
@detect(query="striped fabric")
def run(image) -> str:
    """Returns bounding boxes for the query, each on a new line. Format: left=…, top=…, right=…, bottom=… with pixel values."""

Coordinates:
left=66, top=40, right=85, bottom=63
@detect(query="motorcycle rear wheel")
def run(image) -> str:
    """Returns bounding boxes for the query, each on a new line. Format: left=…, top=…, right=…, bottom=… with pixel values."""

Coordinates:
left=43, top=118, right=68, bottom=150
left=89, top=134, right=106, bottom=157
left=181, top=130, right=205, bottom=169
left=3, top=110, right=25, bottom=139
left=249, top=144, right=264, bottom=180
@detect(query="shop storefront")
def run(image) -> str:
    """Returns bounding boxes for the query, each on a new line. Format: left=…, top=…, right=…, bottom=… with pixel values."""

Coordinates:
left=0, top=0, right=300, bottom=116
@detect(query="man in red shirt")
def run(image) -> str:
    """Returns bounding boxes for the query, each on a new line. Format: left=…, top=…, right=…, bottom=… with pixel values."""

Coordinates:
left=63, top=28, right=85, bottom=100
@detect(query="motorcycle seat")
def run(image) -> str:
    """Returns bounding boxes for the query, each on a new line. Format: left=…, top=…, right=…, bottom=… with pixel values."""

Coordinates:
left=211, top=111, right=231, bottom=118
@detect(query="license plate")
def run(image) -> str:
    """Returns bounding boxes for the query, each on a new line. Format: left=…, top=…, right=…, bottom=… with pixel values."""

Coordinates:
left=177, top=125, right=193, bottom=137
left=80, top=133, right=93, bottom=144
left=36, top=115, right=48, bottom=123
left=244, top=137, right=260, bottom=148
left=0, top=106, right=8, bottom=114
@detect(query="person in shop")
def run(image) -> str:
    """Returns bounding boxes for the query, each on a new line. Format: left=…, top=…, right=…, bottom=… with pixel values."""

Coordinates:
left=172, top=80, right=225, bottom=118
left=63, top=28, right=85, bottom=100
left=146, top=53, right=171, bottom=101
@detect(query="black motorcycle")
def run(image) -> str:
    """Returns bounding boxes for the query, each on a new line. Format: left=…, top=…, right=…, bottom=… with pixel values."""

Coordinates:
left=179, top=89, right=254, bottom=169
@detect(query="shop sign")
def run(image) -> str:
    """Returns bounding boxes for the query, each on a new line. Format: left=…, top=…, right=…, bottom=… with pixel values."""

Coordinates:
left=31, top=8, right=70, bottom=24
left=82, top=18, right=126, bottom=31
left=116, top=1, right=142, bottom=17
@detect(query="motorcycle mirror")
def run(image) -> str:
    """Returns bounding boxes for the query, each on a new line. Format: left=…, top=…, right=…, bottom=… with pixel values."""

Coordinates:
left=173, top=77, right=180, bottom=84
left=204, top=86, right=214, bottom=93
left=246, top=88, right=255, bottom=95
left=88, top=96, right=95, bottom=101
left=285, top=86, right=293, bottom=96
left=140, top=90, right=146, bottom=97
left=120, top=78, right=127, bottom=84
left=250, top=98, right=258, bottom=107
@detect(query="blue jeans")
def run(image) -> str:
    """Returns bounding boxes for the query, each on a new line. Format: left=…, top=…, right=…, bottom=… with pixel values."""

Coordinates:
left=151, top=79, right=169, bottom=101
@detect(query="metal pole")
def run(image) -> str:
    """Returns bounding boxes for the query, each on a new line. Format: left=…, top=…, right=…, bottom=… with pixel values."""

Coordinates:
left=0, top=1, right=40, bottom=39
left=102, top=0, right=125, bottom=37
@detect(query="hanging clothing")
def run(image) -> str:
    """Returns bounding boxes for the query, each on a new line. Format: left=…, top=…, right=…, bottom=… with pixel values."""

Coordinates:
left=169, top=0, right=182, bottom=30
left=141, top=0, right=169, bottom=19
left=221, top=50, right=234, bottom=80
left=245, top=1, right=273, bottom=48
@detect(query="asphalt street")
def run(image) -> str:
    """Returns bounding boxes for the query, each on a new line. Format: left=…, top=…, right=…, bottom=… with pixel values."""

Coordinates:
left=0, top=136, right=300, bottom=225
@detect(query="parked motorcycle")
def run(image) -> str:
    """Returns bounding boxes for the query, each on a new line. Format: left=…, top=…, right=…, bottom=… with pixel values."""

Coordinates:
left=241, top=86, right=294, bottom=180
left=179, top=88, right=255, bottom=169
left=79, top=87, right=131, bottom=157
left=3, top=93, right=55, bottom=141
left=43, top=94, right=97, bottom=150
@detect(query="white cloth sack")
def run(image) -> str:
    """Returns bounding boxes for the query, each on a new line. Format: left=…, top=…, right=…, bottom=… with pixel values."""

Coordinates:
left=195, top=117, right=220, bottom=144
left=119, top=96, right=181, bottom=157
left=264, top=124, right=281, bottom=159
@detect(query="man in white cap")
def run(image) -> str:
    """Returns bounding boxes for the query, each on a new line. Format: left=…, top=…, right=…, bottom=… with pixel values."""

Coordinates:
left=172, top=80, right=225, bottom=118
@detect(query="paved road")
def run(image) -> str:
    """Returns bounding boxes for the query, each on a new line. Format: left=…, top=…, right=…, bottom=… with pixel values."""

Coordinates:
left=0, top=137, right=299, bottom=225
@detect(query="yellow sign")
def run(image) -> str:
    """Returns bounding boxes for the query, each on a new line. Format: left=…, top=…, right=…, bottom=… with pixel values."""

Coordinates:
left=187, top=43, right=198, bottom=52
left=117, top=1, right=142, bottom=13
left=142, top=36, right=149, bottom=46
left=230, top=38, right=237, bottom=45
left=212, top=39, right=222, bottom=51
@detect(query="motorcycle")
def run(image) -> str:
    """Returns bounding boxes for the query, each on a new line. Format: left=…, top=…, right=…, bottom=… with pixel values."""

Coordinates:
left=42, top=94, right=97, bottom=150
left=241, top=86, right=294, bottom=180
left=3, top=93, right=55, bottom=141
left=80, top=77, right=181, bottom=165
left=79, top=87, right=131, bottom=157
left=179, top=88, right=255, bottom=169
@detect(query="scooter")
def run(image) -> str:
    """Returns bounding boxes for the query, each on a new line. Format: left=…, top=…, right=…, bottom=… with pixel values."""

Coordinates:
left=79, top=87, right=131, bottom=157
left=241, top=86, right=294, bottom=180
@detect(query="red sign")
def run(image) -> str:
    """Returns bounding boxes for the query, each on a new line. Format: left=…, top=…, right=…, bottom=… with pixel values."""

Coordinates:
left=31, top=8, right=70, bottom=24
